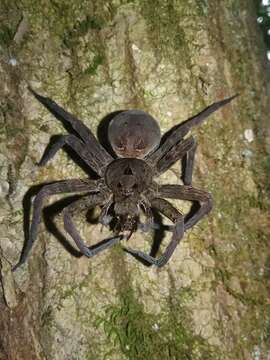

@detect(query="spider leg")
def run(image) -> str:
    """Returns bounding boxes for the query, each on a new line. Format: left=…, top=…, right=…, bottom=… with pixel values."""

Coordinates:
left=137, top=199, right=154, bottom=232
left=137, top=201, right=174, bottom=232
left=63, top=195, right=123, bottom=257
left=158, top=184, right=213, bottom=230
left=156, top=136, right=197, bottom=185
left=29, top=87, right=113, bottom=175
left=13, top=179, right=102, bottom=271
left=182, top=140, right=197, bottom=185
left=147, top=94, right=238, bottom=166
left=125, top=198, right=184, bottom=267
left=38, top=134, right=104, bottom=176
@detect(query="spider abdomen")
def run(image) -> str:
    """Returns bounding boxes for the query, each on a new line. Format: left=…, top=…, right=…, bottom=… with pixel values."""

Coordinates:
left=108, top=110, right=161, bottom=158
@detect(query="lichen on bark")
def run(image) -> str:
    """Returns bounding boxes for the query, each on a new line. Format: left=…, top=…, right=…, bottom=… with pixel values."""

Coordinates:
left=0, top=0, right=270, bottom=359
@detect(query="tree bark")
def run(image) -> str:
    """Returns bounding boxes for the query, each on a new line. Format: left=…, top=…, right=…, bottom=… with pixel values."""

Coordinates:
left=0, top=1, right=269, bottom=359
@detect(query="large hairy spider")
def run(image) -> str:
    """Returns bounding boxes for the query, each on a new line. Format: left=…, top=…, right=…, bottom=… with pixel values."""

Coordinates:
left=13, top=88, right=237, bottom=270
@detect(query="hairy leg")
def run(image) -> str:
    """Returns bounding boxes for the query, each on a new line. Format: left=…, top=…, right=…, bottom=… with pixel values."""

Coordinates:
left=39, top=134, right=104, bottom=175
left=63, top=195, right=123, bottom=257
left=125, top=198, right=184, bottom=267
left=29, top=87, right=113, bottom=175
left=13, top=179, right=102, bottom=270
left=147, top=94, right=238, bottom=166
left=156, top=136, right=197, bottom=185
left=158, top=184, right=213, bottom=230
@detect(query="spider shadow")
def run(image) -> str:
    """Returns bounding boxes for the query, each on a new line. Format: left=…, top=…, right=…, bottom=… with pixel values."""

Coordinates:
left=43, top=195, right=87, bottom=258
left=185, top=202, right=200, bottom=223
left=123, top=202, right=200, bottom=267
left=97, top=110, right=124, bottom=155
left=123, top=209, right=172, bottom=268
left=21, top=184, right=120, bottom=263
left=21, top=184, right=200, bottom=268
left=21, top=185, right=83, bottom=260
left=150, top=210, right=167, bottom=257
left=43, top=196, right=118, bottom=254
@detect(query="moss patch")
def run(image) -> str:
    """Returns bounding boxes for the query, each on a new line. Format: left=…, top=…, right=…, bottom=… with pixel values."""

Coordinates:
left=83, top=54, right=105, bottom=76
left=97, top=286, right=217, bottom=360
left=63, top=15, right=104, bottom=49
left=0, top=25, right=14, bottom=48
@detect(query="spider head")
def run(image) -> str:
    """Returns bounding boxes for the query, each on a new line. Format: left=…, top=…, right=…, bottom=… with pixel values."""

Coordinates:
left=105, top=158, right=153, bottom=215
left=108, top=110, right=161, bottom=158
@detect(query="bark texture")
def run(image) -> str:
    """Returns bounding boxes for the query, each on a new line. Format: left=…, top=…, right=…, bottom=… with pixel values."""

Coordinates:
left=0, top=1, right=270, bottom=359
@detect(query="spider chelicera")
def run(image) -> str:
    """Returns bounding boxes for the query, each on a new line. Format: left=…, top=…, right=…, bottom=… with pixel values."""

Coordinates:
left=13, top=88, right=237, bottom=270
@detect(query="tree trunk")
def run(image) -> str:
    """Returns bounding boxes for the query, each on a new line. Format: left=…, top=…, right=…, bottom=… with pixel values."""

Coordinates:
left=0, top=1, right=269, bottom=359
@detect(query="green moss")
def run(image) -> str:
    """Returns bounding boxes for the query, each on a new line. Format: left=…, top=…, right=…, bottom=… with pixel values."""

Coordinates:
left=0, top=0, right=22, bottom=48
left=195, top=0, right=209, bottom=16
left=0, top=25, right=13, bottom=47
left=262, top=304, right=270, bottom=344
left=254, top=154, right=270, bottom=197
left=139, top=0, right=206, bottom=70
left=58, top=274, right=91, bottom=302
left=140, top=0, right=187, bottom=54
left=203, top=154, right=269, bottom=352
left=76, top=15, right=103, bottom=33
left=262, top=156, right=270, bottom=173
left=63, top=15, right=104, bottom=48
left=41, top=305, right=53, bottom=324
left=84, top=54, right=105, bottom=75
left=97, top=287, right=217, bottom=360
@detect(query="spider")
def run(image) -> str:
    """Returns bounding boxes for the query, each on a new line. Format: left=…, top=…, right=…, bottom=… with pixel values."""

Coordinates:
left=13, top=88, right=237, bottom=270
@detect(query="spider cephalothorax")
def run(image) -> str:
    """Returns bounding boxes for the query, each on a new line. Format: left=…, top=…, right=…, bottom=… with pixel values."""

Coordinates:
left=104, top=158, right=155, bottom=235
left=13, top=88, right=237, bottom=270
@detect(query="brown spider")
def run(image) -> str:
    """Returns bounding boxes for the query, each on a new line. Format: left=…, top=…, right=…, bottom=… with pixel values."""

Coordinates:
left=13, top=88, right=237, bottom=270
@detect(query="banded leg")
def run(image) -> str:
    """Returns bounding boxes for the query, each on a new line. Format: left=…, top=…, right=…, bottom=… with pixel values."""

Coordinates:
left=13, top=179, right=101, bottom=271
left=63, top=195, right=123, bottom=257
left=38, top=134, right=102, bottom=175
left=125, top=198, right=184, bottom=267
left=158, top=184, right=213, bottom=230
